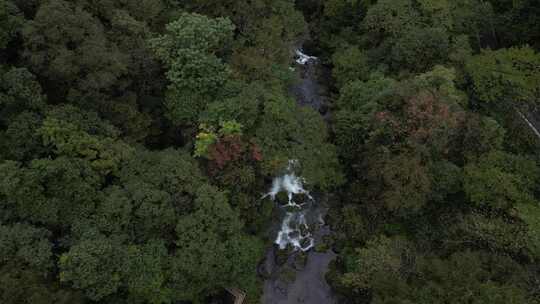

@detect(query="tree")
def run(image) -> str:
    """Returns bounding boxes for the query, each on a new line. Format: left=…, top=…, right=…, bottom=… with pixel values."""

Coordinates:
left=149, top=13, right=235, bottom=125
left=121, top=240, right=172, bottom=304
left=59, top=233, right=125, bottom=301
left=1, top=112, right=44, bottom=161
left=110, top=148, right=206, bottom=240
left=464, top=151, right=538, bottom=210
left=0, top=157, right=103, bottom=226
left=0, top=265, right=84, bottom=304
left=332, top=46, right=370, bottom=88
left=333, top=74, right=397, bottom=159
left=465, top=46, right=540, bottom=108
left=0, top=0, right=23, bottom=50
left=0, top=223, right=53, bottom=272
left=516, top=203, right=540, bottom=259
left=391, top=27, right=450, bottom=73
left=171, top=185, right=263, bottom=301
left=362, top=0, right=420, bottom=42
left=0, top=67, right=46, bottom=123
left=22, top=0, right=129, bottom=100
left=38, top=117, right=133, bottom=175
left=341, top=239, right=535, bottom=304
left=366, top=152, right=432, bottom=215
left=254, top=92, right=343, bottom=189
left=460, top=114, right=505, bottom=159
left=341, top=236, right=415, bottom=297
left=450, top=0, right=496, bottom=48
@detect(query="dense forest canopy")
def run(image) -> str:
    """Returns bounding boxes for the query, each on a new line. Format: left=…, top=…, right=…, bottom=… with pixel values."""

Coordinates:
left=0, top=0, right=539, bottom=303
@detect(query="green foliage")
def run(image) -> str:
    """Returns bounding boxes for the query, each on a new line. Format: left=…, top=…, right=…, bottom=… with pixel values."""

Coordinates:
left=334, top=74, right=396, bottom=157
left=150, top=13, right=235, bottom=125
left=391, top=27, right=450, bottom=72
left=122, top=240, right=172, bottom=304
left=0, top=223, right=53, bottom=272
left=516, top=203, right=540, bottom=259
left=227, top=0, right=307, bottom=79
left=369, top=153, right=432, bottom=214
left=0, top=157, right=103, bottom=226
left=2, top=0, right=540, bottom=303
left=362, top=0, right=420, bottom=40
left=1, top=112, right=44, bottom=161
left=39, top=117, right=132, bottom=175
left=219, top=120, right=243, bottom=137
left=194, top=128, right=218, bottom=158
left=450, top=0, right=496, bottom=47
left=59, top=233, right=124, bottom=301
left=0, top=0, right=23, bottom=50
left=466, top=46, right=540, bottom=107
left=342, top=239, right=535, bottom=303
left=112, top=148, right=206, bottom=240
left=22, top=0, right=130, bottom=98
left=0, top=265, right=84, bottom=304
left=464, top=151, right=538, bottom=210
left=255, top=94, right=343, bottom=189
left=332, top=46, right=370, bottom=88
left=0, top=67, right=46, bottom=120
left=461, top=114, right=505, bottom=157
left=453, top=212, right=530, bottom=255
left=201, top=82, right=266, bottom=131
left=172, top=185, right=263, bottom=301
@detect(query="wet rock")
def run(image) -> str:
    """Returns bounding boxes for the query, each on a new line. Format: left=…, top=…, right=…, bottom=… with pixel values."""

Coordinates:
left=283, top=204, right=302, bottom=213
left=275, top=191, right=289, bottom=205
left=319, top=103, right=329, bottom=115
left=258, top=259, right=273, bottom=279
left=288, top=230, right=300, bottom=240
left=275, top=245, right=293, bottom=266
left=278, top=266, right=297, bottom=284
left=315, top=242, right=329, bottom=253
left=292, top=252, right=308, bottom=270
left=292, top=193, right=310, bottom=205
left=299, top=224, right=310, bottom=236
left=275, top=280, right=289, bottom=295
left=300, top=237, right=313, bottom=250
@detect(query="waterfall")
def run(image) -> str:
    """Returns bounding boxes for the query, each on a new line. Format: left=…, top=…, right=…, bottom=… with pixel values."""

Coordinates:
left=295, top=49, right=317, bottom=65
left=264, top=160, right=315, bottom=252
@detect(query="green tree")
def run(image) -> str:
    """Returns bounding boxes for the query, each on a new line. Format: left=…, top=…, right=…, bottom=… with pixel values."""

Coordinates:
left=362, top=0, right=420, bottom=41
left=122, top=240, right=172, bottom=304
left=516, top=203, right=540, bottom=259
left=59, top=233, right=125, bottom=301
left=332, top=46, right=370, bottom=88
left=171, top=185, right=263, bottom=301
left=149, top=13, right=235, bottom=125
left=0, top=223, right=53, bottom=272
left=0, top=67, right=46, bottom=123
left=22, top=0, right=129, bottom=100
left=255, top=93, right=343, bottom=189
left=465, top=46, right=540, bottom=108
left=464, top=151, right=538, bottom=210
left=0, top=265, right=84, bottom=304
left=0, top=157, right=103, bottom=226
left=391, top=27, right=450, bottom=72
left=0, top=0, right=23, bottom=50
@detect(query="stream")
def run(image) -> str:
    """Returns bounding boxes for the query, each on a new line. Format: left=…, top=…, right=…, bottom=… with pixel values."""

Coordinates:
left=260, top=49, right=336, bottom=304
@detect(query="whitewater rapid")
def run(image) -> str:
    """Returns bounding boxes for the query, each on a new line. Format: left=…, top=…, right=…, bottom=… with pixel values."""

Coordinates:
left=263, top=161, right=316, bottom=252
left=295, top=49, right=317, bottom=65
left=262, top=47, right=337, bottom=304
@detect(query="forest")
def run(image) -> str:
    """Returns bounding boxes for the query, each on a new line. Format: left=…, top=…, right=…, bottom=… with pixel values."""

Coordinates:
left=0, top=0, right=539, bottom=303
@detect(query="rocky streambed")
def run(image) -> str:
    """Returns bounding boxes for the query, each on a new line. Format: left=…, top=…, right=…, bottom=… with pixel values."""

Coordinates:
left=260, top=49, right=337, bottom=304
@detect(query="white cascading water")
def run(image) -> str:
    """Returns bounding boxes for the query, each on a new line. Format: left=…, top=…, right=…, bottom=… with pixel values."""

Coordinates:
left=295, top=49, right=317, bottom=65
left=262, top=51, right=319, bottom=252
left=264, top=160, right=315, bottom=252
